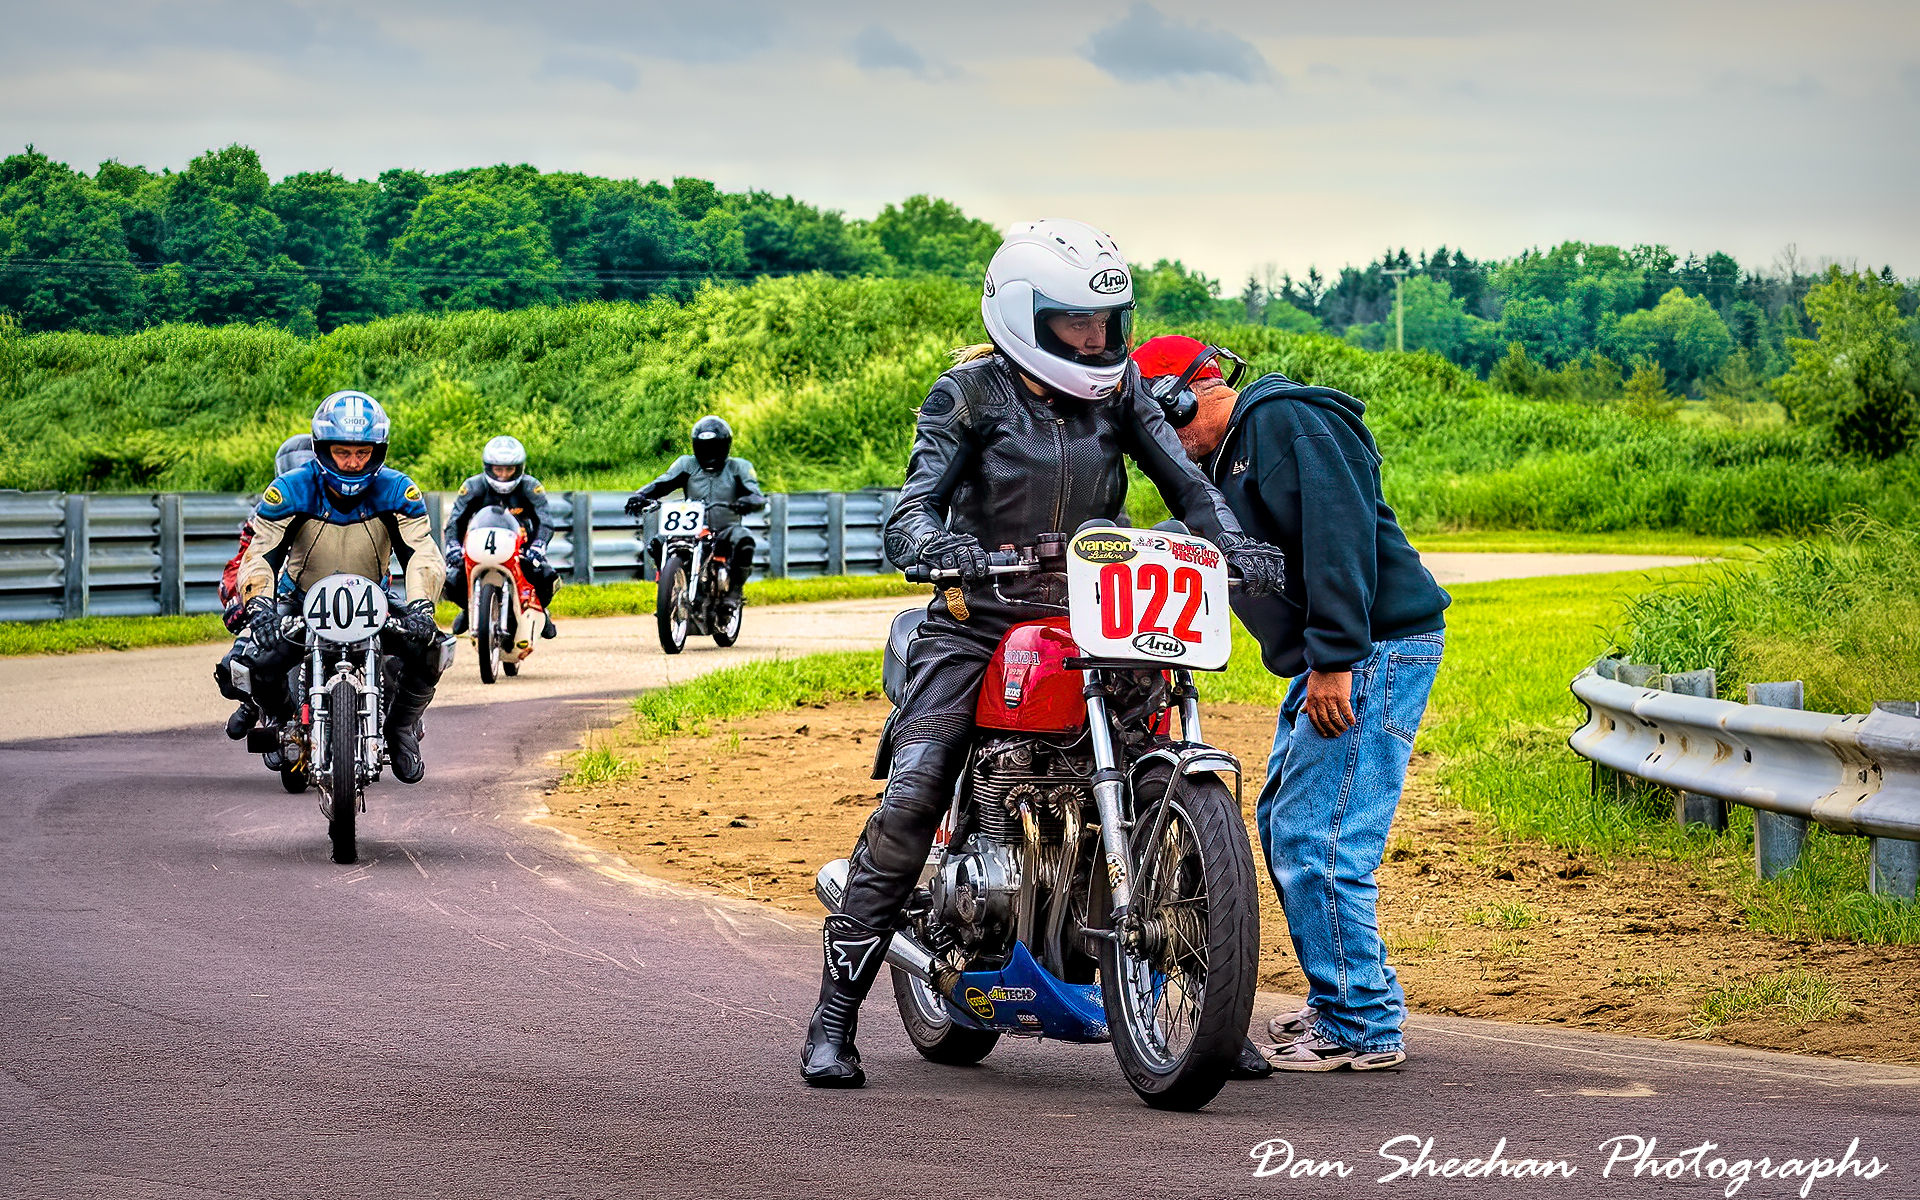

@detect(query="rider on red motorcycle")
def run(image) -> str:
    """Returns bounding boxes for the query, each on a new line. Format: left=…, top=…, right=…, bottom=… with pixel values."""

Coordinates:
left=801, top=218, right=1287, bottom=1087
left=444, top=436, right=560, bottom=638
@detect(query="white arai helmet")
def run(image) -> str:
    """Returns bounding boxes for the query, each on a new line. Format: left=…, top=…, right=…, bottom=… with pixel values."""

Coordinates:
left=980, top=218, right=1135, bottom=400
left=480, top=435, right=527, bottom=494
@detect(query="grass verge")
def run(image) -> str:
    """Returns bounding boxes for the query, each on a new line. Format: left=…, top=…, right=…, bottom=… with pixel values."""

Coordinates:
left=631, top=650, right=884, bottom=737
left=6, top=574, right=931, bottom=657
left=1410, top=529, right=1780, bottom=559
left=1692, top=970, right=1854, bottom=1035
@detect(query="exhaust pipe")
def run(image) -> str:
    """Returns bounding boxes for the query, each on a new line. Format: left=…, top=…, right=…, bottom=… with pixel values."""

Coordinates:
left=814, top=859, right=938, bottom=982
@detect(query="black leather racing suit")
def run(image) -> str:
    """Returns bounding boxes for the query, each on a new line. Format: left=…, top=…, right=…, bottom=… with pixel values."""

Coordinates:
left=631, top=455, right=767, bottom=595
left=840, top=351, right=1248, bottom=930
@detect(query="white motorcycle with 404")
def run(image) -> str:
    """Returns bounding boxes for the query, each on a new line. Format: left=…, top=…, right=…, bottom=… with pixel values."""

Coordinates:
left=238, top=574, right=452, bottom=864
left=650, top=499, right=743, bottom=654
left=818, top=523, right=1260, bottom=1111
left=461, top=507, right=548, bottom=684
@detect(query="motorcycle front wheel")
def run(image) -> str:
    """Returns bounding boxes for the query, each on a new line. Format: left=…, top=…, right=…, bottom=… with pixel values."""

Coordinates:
left=891, top=965, right=1000, bottom=1065
left=475, top=582, right=503, bottom=684
left=327, top=676, right=360, bottom=865
left=656, top=554, right=690, bottom=654
left=1099, top=765, right=1258, bottom=1111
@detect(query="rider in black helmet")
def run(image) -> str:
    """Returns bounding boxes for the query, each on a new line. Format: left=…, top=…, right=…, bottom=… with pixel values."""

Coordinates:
left=623, top=416, right=767, bottom=617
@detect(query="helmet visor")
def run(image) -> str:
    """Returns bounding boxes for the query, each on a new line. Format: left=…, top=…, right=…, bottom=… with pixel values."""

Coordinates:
left=1032, top=296, right=1134, bottom=369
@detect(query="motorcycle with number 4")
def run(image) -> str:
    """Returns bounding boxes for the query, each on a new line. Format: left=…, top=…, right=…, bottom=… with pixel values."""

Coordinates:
left=817, top=521, right=1260, bottom=1111
left=645, top=498, right=744, bottom=654
left=238, top=573, right=450, bottom=864
left=461, top=506, right=548, bottom=683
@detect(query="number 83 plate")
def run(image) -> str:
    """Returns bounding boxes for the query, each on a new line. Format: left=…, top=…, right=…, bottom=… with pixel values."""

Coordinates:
left=1065, top=528, right=1231, bottom=670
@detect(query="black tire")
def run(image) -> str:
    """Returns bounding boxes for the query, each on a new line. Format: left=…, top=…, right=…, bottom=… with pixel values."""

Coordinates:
left=656, top=554, right=690, bottom=654
left=712, top=587, right=743, bottom=648
left=475, top=582, right=502, bottom=684
left=891, top=966, right=1000, bottom=1065
left=327, top=676, right=360, bottom=865
left=280, top=765, right=309, bottom=794
left=1100, top=766, right=1258, bottom=1111
left=502, top=660, right=519, bottom=676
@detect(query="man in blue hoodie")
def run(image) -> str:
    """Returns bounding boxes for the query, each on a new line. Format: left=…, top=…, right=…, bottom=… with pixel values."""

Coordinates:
left=1132, top=335, right=1450, bottom=1072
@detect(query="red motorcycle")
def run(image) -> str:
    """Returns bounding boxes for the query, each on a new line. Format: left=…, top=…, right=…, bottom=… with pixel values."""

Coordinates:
left=817, top=523, right=1260, bottom=1111
left=460, top=507, right=548, bottom=684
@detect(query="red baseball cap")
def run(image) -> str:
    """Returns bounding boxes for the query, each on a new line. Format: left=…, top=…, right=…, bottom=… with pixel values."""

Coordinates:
left=1131, top=335, right=1221, bottom=381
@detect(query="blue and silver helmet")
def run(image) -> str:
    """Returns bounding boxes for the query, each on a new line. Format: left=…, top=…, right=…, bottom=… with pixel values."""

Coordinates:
left=310, top=391, right=390, bottom=498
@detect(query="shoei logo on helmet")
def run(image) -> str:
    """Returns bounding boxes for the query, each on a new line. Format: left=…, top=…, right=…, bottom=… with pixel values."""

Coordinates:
left=1072, top=532, right=1135, bottom=563
left=1089, top=268, right=1128, bottom=295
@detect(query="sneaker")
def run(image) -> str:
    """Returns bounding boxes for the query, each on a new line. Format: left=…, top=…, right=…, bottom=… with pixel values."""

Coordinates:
left=1269, top=1031, right=1406, bottom=1072
left=1268, top=1005, right=1319, bottom=1041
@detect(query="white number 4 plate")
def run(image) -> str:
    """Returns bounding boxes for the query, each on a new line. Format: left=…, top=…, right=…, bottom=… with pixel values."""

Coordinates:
left=1066, top=528, right=1231, bottom=670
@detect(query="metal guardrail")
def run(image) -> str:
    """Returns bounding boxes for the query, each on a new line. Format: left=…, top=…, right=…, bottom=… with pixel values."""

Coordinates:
left=1569, top=661, right=1920, bottom=901
left=0, top=488, right=902, bottom=622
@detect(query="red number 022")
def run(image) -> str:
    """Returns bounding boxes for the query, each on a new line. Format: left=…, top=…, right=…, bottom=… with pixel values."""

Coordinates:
left=1099, top=562, right=1206, bottom=644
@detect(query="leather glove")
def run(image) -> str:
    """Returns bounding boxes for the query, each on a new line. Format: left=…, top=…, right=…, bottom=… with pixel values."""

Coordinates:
left=919, top=532, right=991, bottom=581
left=398, top=598, right=440, bottom=644
left=523, top=542, right=548, bottom=565
left=245, top=597, right=282, bottom=647
left=734, top=495, right=766, bottom=514
left=1221, top=535, right=1287, bottom=598
left=623, top=494, right=655, bottom=517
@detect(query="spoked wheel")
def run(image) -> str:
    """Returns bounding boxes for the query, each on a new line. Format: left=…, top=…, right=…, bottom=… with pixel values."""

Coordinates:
left=475, top=582, right=502, bottom=684
left=326, top=676, right=361, bottom=865
left=656, top=554, right=690, bottom=654
left=892, top=966, right=1000, bottom=1065
left=1100, top=765, right=1258, bottom=1111
left=712, top=586, right=743, bottom=648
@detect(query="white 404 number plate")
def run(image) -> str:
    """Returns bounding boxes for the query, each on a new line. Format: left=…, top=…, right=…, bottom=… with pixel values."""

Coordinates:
left=1066, top=528, right=1230, bottom=670
left=659, top=500, right=705, bottom=536
left=303, top=573, right=390, bottom=644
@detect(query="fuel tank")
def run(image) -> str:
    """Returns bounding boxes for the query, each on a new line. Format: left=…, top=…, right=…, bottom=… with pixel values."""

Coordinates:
left=975, top=616, right=1086, bottom=734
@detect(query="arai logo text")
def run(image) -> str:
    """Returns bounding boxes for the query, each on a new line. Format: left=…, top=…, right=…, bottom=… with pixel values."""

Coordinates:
left=1132, top=632, right=1184, bottom=658
left=1089, top=268, right=1129, bottom=295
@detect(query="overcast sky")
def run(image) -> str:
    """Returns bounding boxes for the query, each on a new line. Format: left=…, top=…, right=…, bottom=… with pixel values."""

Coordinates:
left=4, top=1, right=1915, bottom=284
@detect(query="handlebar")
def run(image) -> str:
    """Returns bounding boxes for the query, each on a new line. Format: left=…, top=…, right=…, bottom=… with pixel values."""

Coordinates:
left=903, top=562, right=1039, bottom=585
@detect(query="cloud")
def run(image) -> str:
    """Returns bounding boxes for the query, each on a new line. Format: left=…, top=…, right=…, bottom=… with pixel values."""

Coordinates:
left=850, top=24, right=956, bottom=81
left=1082, top=3, right=1273, bottom=85
left=536, top=51, right=637, bottom=92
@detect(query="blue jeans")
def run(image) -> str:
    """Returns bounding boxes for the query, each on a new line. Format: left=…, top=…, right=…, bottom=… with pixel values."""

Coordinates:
left=1255, top=631, right=1445, bottom=1053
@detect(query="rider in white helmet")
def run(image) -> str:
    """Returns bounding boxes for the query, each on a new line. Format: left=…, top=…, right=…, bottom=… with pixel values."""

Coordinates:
left=444, top=435, right=560, bottom=637
left=800, top=218, right=1288, bottom=1088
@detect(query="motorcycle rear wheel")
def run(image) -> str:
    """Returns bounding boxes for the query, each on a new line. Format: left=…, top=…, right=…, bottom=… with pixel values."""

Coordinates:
left=656, top=554, right=690, bottom=654
left=891, top=966, right=1000, bottom=1065
left=475, top=582, right=502, bottom=684
left=1100, top=766, right=1258, bottom=1111
left=327, top=676, right=360, bottom=865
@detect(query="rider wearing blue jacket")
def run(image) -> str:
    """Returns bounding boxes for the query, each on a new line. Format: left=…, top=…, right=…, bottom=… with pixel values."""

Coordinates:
left=235, top=391, right=448, bottom=784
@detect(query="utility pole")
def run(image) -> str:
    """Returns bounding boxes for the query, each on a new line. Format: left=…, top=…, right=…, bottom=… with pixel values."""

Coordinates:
left=1382, top=267, right=1408, bottom=352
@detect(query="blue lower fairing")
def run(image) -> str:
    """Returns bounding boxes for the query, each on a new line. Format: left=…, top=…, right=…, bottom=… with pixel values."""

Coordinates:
left=942, top=943, right=1109, bottom=1043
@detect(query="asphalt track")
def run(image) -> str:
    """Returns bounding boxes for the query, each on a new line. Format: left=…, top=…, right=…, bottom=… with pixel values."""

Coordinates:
left=5, top=575, right=1917, bottom=1199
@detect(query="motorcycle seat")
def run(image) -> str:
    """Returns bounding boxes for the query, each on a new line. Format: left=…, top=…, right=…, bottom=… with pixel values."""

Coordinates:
left=882, top=606, right=926, bottom=705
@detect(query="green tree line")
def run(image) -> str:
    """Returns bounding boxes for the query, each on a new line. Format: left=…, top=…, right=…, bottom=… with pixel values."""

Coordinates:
left=0, top=144, right=1001, bottom=336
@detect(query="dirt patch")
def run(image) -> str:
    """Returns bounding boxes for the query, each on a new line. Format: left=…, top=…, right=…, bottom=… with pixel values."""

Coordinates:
left=538, top=699, right=1920, bottom=1065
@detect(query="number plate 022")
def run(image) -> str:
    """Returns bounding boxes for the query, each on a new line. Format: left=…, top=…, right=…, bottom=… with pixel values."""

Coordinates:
left=1066, top=529, right=1230, bottom=670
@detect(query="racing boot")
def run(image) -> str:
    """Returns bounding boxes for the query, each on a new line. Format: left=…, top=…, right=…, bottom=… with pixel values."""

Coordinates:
left=225, top=700, right=259, bottom=741
left=384, top=679, right=437, bottom=785
left=451, top=611, right=468, bottom=636
left=541, top=616, right=558, bottom=639
left=801, top=913, right=890, bottom=1088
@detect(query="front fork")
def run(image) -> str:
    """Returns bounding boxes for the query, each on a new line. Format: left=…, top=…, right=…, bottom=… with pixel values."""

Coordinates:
left=1085, top=668, right=1200, bottom=944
